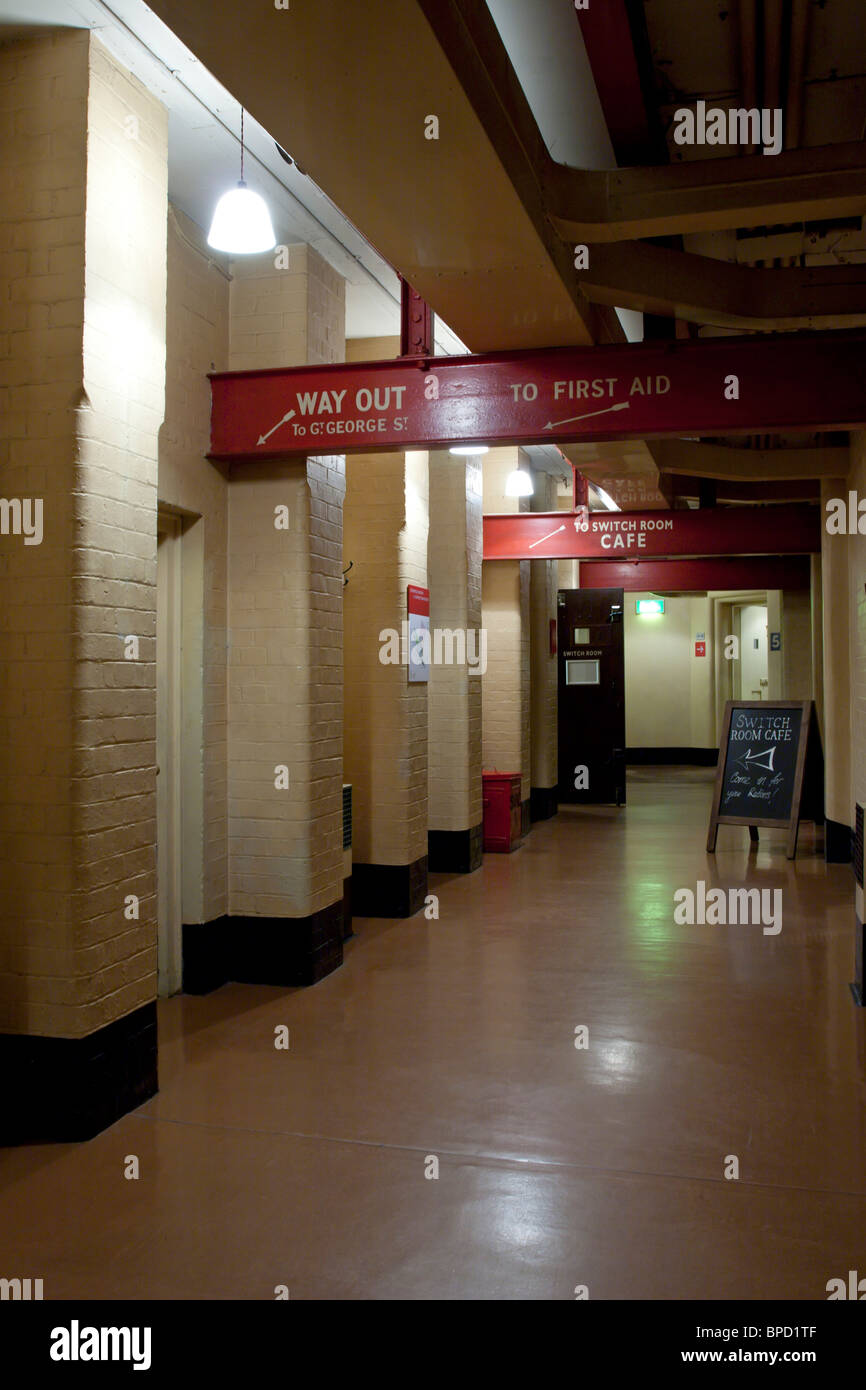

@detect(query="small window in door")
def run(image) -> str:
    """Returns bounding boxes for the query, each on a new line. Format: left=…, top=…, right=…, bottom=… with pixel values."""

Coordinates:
left=566, top=658, right=600, bottom=685
left=574, top=627, right=591, bottom=644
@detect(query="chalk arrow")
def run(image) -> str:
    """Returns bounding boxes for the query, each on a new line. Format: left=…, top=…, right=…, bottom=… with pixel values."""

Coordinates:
left=528, top=524, right=566, bottom=550
left=741, top=745, right=776, bottom=772
left=257, top=409, right=296, bottom=446
left=543, top=400, right=630, bottom=431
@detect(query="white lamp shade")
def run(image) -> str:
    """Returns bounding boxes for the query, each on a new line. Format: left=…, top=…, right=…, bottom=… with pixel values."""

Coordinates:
left=207, top=182, right=276, bottom=254
left=505, top=467, right=534, bottom=497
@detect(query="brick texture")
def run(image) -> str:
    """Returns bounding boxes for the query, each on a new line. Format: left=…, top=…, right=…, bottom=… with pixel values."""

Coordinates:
left=481, top=449, right=531, bottom=799
left=343, top=450, right=430, bottom=865
left=227, top=246, right=346, bottom=918
left=0, top=31, right=167, bottom=1037
left=427, top=450, right=483, bottom=832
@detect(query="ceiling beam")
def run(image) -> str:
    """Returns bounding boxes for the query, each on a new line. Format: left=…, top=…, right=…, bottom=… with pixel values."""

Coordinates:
left=579, top=555, right=811, bottom=591
left=659, top=473, right=820, bottom=503
left=653, top=439, right=849, bottom=480
left=209, top=332, right=866, bottom=461
left=484, top=505, right=820, bottom=560
left=580, top=241, right=866, bottom=330
left=145, top=0, right=601, bottom=351
left=545, top=141, right=866, bottom=242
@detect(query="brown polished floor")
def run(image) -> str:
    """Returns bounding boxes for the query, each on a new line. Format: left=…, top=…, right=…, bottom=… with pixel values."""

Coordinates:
left=2, top=768, right=865, bottom=1300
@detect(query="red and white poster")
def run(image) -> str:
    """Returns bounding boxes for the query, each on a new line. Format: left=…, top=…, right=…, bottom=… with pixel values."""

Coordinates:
left=407, top=585, right=430, bottom=683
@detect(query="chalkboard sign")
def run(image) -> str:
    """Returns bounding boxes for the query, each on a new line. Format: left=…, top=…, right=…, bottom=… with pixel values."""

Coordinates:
left=707, top=701, right=821, bottom=859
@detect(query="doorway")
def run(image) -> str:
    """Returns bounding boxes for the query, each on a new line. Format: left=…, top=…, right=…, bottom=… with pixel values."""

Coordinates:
left=156, top=511, right=183, bottom=996
left=736, top=602, right=769, bottom=699
left=557, top=587, right=626, bottom=805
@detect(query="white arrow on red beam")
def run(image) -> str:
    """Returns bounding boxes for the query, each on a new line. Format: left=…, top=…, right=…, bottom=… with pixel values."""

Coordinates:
left=543, top=400, right=630, bottom=430
left=528, top=524, right=566, bottom=549
left=258, top=409, right=296, bottom=446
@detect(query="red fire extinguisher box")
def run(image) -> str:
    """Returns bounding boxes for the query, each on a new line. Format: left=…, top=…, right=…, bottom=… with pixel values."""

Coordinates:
left=482, top=772, right=524, bottom=853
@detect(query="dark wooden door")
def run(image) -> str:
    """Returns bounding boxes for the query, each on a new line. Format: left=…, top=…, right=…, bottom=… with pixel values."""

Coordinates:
left=557, top=588, right=626, bottom=805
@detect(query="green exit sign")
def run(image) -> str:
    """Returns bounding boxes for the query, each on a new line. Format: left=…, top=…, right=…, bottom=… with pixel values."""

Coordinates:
left=636, top=598, right=665, bottom=616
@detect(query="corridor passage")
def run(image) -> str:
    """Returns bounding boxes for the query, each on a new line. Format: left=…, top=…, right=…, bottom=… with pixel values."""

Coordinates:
left=1, top=770, right=862, bottom=1300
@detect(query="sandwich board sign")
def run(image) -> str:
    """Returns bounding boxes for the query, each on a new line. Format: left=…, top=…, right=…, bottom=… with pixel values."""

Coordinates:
left=707, top=700, right=823, bottom=859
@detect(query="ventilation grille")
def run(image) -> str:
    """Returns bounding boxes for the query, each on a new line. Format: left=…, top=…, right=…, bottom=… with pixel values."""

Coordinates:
left=342, top=784, right=352, bottom=850
left=856, top=804, right=863, bottom=888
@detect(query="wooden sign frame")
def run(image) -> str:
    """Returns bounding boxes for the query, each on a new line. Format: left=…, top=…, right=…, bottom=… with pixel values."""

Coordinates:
left=707, top=700, right=815, bottom=860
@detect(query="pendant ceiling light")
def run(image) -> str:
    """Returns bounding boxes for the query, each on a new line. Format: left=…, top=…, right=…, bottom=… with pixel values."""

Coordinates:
left=207, top=108, right=276, bottom=255
left=505, top=467, right=534, bottom=497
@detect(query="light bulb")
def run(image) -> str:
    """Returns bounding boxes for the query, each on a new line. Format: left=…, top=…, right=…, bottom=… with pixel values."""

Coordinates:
left=505, top=467, right=534, bottom=497
left=207, top=181, right=276, bottom=254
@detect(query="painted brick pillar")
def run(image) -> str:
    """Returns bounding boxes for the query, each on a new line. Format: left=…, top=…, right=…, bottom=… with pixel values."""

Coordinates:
left=481, top=449, right=532, bottom=834
left=0, top=31, right=167, bottom=1139
left=530, top=474, right=559, bottom=820
left=427, top=450, right=484, bottom=873
left=846, top=437, right=866, bottom=1000
left=220, top=245, right=347, bottom=986
left=343, top=450, right=430, bottom=916
left=820, top=476, right=852, bottom=863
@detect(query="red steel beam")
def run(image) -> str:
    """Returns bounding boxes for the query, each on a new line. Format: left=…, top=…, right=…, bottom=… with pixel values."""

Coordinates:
left=578, top=556, right=812, bottom=592
left=209, top=331, right=866, bottom=460
left=576, top=0, right=663, bottom=165
left=483, top=505, right=819, bottom=561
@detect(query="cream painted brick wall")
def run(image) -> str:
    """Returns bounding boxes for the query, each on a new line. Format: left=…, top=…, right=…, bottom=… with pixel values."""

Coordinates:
left=530, top=474, right=558, bottom=789
left=343, top=450, right=429, bottom=865
left=481, top=448, right=531, bottom=799
left=782, top=589, right=813, bottom=700
left=821, top=476, right=851, bottom=827
left=847, top=436, right=866, bottom=826
left=229, top=243, right=345, bottom=371
left=227, top=246, right=345, bottom=918
left=482, top=561, right=531, bottom=797
left=159, top=206, right=230, bottom=920
left=0, top=31, right=88, bottom=1037
left=0, top=32, right=167, bottom=1037
left=427, top=451, right=483, bottom=831
left=71, top=37, right=167, bottom=1034
left=227, top=456, right=344, bottom=916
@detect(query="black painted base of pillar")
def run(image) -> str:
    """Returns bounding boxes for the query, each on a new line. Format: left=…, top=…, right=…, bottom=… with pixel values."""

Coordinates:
left=183, top=918, right=229, bottom=995
left=183, top=901, right=344, bottom=995
left=428, top=824, right=483, bottom=874
left=853, top=916, right=865, bottom=1007
left=825, top=818, right=853, bottom=864
left=342, top=875, right=353, bottom=940
left=352, top=856, right=428, bottom=917
left=530, top=786, right=558, bottom=822
left=232, top=905, right=343, bottom=986
left=0, top=1001, right=158, bottom=1145
left=520, top=799, right=531, bottom=838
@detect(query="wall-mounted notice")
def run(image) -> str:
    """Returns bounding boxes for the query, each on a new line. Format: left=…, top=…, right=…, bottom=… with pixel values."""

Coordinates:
left=407, top=585, right=430, bottom=683
left=707, top=701, right=823, bottom=859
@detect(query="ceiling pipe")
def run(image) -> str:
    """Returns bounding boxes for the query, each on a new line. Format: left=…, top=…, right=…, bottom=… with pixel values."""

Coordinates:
left=738, top=0, right=759, bottom=155
left=785, top=0, right=811, bottom=150
left=763, top=0, right=785, bottom=126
